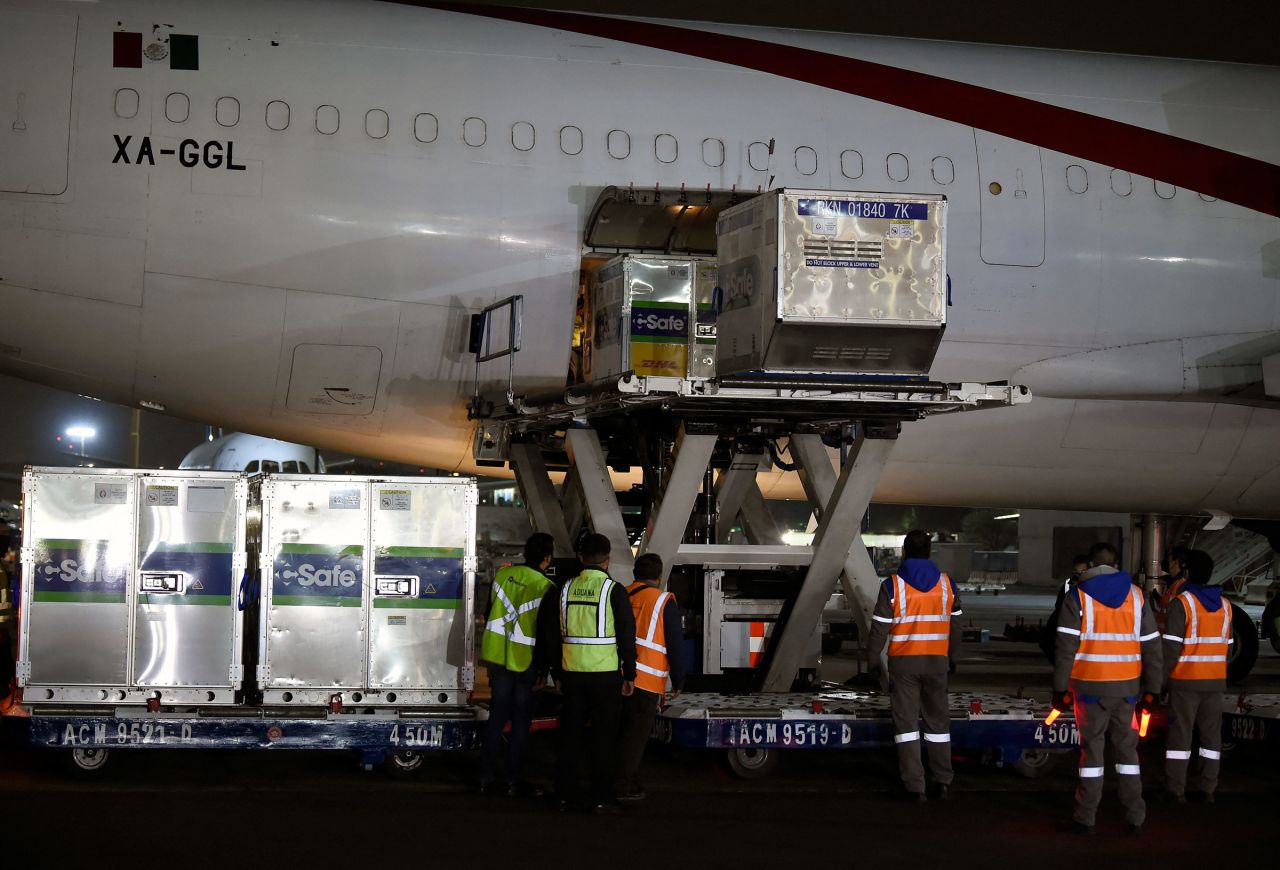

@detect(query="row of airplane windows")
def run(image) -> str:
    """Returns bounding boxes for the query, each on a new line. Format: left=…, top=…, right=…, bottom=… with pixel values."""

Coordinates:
left=113, top=88, right=1213, bottom=201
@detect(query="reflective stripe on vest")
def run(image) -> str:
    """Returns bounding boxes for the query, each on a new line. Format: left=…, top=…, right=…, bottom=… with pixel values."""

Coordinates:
left=1070, top=586, right=1143, bottom=683
left=1169, top=591, right=1232, bottom=681
left=560, top=569, right=619, bottom=673
left=480, top=565, right=551, bottom=673
left=628, top=582, right=673, bottom=694
left=888, top=573, right=952, bottom=657
left=1157, top=576, right=1189, bottom=633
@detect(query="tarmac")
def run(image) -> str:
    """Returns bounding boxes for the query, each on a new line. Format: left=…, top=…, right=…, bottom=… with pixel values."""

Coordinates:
left=2, top=590, right=1276, bottom=867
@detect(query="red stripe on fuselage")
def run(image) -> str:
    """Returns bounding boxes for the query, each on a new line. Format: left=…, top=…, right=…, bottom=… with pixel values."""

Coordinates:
left=418, top=3, right=1280, bottom=218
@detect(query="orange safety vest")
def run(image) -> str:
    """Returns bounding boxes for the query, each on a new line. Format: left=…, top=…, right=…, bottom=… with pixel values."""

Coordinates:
left=887, top=573, right=953, bottom=657
left=1157, top=576, right=1189, bottom=632
left=1168, top=591, right=1232, bottom=681
left=1070, top=586, right=1144, bottom=683
left=627, top=582, right=673, bottom=695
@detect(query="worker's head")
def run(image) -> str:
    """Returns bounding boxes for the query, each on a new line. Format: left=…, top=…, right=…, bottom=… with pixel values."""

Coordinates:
left=902, top=529, right=932, bottom=560
left=1167, top=545, right=1192, bottom=579
left=523, top=532, right=556, bottom=571
left=1087, top=542, right=1117, bottom=568
left=1071, top=554, right=1089, bottom=576
left=633, top=553, right=663, bottom=586
left=1185, top=549, right=1215, bottom=585
left=577, top=532, right=612, bottom=568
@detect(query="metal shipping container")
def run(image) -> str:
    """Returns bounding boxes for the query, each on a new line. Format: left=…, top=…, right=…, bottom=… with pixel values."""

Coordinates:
left=257, top=475, right=477, bottom=706
left=587, top=254, right=718, bottom=383
left=18, top=468, right=247, bottom=705
left=715, top=189, right=947, bottom=377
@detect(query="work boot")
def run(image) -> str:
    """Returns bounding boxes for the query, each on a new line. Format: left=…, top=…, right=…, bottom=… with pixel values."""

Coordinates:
left=617, top=786, right=648, bottom=803
left=478, top=781, right=506, bottom=797
left=592, top=801, right=622, bottom=816
left=1066, top=821, right=1095, bottom=836
left=927, top=783, right=950, bottom=801
left=1127, top=823, right=1144, bottom=836
left=902, top=790, right=927, bottom=803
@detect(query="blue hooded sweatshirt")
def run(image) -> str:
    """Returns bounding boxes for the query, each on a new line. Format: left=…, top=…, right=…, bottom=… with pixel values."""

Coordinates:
left=1183, top=583, right=1224, bottom=613
left=896, top=558, right=942, bottom=592
left=1077, top=570, right=1135, bottom=608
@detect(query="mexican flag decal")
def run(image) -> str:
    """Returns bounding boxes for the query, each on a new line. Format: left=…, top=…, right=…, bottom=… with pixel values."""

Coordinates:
left=113, top=31, right=199, bottom=70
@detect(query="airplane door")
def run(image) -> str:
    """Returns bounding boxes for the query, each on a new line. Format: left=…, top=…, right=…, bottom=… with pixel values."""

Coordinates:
left=974, top=131, right=1045, bottom=266
left=0, top=10, right=76, bottom=195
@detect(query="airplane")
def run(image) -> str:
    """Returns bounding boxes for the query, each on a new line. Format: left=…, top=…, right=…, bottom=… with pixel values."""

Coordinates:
left=0, top=0, right=1278, bottom=531
left=178, top=431, right=325, bottom=474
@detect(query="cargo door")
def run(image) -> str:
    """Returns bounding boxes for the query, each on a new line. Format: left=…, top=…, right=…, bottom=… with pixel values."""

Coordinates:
left=133, top=475, right=243, bottom=694
left=262, top=478, right=368, bottom=695
left=368, top=481, right=475, bottom=698
left=0, top=10, right=76, bottom=195
left=974, top=131, right=1045, bottom=266
left=22, top=472, right=135, bottom=688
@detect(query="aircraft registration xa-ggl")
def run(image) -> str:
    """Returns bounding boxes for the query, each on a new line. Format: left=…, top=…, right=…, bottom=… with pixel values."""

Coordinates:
left=1, top=0, right=1278, bottom=518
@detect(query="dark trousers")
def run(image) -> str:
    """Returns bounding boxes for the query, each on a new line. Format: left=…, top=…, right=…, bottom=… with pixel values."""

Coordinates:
left=556, top=671, right=623, bottom=804
left=480, top=665, right=538, bottom=786
left=1165, top=686, right=1223, bottom=797
left=888, top=669, right=954, bottom=793
left=1073, top=695, right=1145, bottom=827
left=615, top=688, right=660, bottom=793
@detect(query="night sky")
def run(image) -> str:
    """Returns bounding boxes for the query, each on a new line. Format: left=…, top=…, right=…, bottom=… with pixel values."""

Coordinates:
left=454, top=0, right=1280, bottom=65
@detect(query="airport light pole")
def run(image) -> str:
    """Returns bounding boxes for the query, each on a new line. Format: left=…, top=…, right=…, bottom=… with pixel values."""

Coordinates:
left=66, top=425, right=96, bottom=461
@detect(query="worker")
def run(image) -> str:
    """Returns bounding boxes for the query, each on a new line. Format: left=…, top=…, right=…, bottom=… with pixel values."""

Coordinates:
left=543, top=532, right=637, bottom=813
left=1155, top=546, right=1192, bottom=632
left=478, top=532, right=559, bottom=798
left=1051, top=541, right=1162, bottom=835
left=614, top=553, right=686, bottom=802
left=867, top=529, right=962, bottom=801
left=1162, top=549, right=1231, bottom=803
left=1040, top=554, right=1089, bottom=662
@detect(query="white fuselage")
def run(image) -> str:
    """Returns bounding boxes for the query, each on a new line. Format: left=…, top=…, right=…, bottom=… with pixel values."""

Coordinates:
left=1, top=0, right=1278, bottom=516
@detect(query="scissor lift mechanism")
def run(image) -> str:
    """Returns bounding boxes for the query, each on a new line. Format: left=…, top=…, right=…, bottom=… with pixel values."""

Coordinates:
left=475, top=368, right=1031, bottom=692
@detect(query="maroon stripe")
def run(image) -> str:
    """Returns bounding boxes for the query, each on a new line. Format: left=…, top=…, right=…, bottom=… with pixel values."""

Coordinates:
left=421, top=3, right=1280, bottom=218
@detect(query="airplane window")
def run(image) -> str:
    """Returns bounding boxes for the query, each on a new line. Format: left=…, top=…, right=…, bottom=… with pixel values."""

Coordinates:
left=261, top=461, right=280, bottom=473
left=1066, top=164, right=1088, bottom=194
left=316, top=104, right=339, bottom=135
left=747, top=141, right=770, bottom=172
left=266, top=100, right=290, bottom=131
left=165, top=92, right=190, bottom=124
left=559, top=126, right=583, bottom=156
left=655, top=133, right=678, bottom=164
left=244, top=461, right=259, bottom=473
left=607, top=129, right=630, bottom=160
left=366, top=109, right=389, bottom=139
left=931, top=156, right=955, bottom=185
left=216, top=96, right=240, bottom=128
left=1198, top=193, right=1218, bottom=203
left=840, top=149, right=864, bottom=180
left=298, top=462, right=311, bottom=474
left=1154, top=180, right=1176, bottom=200
left=701, top=138, right=724, bottom=168
left=114, top=88, right=140, bottom=120
left=512, top=121, right=535, bottom=152
left=463, top=117, right=486, bottom=147
left=795, top=146, right=818, bottom=176
left=414, top=113, right=438, bottom=143
left=1110, top=169, right=1132, bottom=196
left=886, top=152, right=909, bottom=182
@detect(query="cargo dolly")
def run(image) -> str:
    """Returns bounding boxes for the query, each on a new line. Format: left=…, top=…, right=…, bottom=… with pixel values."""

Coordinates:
left=658, top=689, right=1079, bottom=779
left=24, top=705, right=483, bottom=774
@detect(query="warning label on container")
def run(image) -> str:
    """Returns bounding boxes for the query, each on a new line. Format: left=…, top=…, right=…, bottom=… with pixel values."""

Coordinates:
left=93, top=482, right=128, bottom=504
left=145, top=485, right=179, bottom=507
left=378, top=489, right=411, bottom=511
left=887, top=221, right=915, bottom=239
left=387, top=615, right=407, bottom=626
left=329, top=489, right=361, bottom=510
